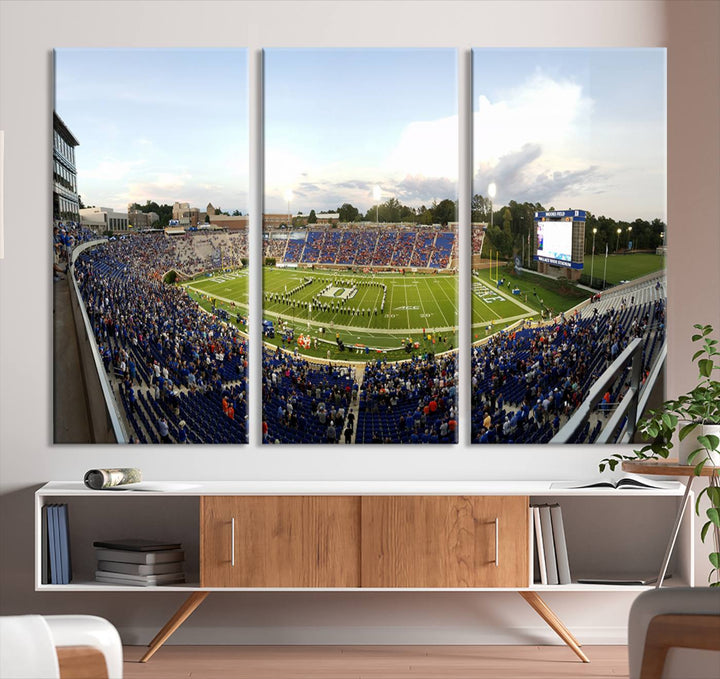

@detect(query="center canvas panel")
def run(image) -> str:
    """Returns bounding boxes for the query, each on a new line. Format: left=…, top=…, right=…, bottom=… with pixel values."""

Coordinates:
left=262, top=49, right=458, bottom=445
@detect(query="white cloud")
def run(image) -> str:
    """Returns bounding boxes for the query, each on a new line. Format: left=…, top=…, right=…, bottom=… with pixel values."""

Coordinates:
left=384, top=114, right=458, bottom=181
left=81, top=159, right=146, bottom=183
left=475, top=73, right=592, bottom=169
left=265, top=114, right=460, bottom=212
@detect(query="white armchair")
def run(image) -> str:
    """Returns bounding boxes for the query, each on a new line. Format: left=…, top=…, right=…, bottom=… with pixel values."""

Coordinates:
left=0, top=615, right=122, bottom=679
left=628, top=587, right=720, bottom=679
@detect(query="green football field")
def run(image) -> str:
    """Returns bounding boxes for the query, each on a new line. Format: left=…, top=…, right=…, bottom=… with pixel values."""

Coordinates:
left=471, top=272, right=538, bottom=338
left=263, top=268, right=458, bottom=356
left=583, top=252, right=665, bottom=285
left=180, top=259, right=660, bottom=360
left=184, top=269, right=250, bottom=306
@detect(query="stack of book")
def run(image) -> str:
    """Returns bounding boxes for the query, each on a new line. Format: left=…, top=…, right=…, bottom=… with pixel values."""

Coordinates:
left=531, top=503, right=571, bottom=586
left=93, top=539, right=185, bottom=586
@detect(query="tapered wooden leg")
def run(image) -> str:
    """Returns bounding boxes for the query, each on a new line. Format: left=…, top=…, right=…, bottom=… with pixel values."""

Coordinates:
left=140, top=592, right=210, bottom=663
left=518, top=591, right=590, bottom=663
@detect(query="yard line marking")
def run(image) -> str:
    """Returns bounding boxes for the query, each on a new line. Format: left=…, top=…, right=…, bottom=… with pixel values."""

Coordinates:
left=431, top=276, right=458, bottom=328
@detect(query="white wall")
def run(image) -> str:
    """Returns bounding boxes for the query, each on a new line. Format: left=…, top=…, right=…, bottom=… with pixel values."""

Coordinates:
left=1, top=0, right=718, bottom=645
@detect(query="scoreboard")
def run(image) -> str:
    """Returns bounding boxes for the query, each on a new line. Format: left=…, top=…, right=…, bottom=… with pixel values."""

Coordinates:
left=533, top=209, right=586, bottom=272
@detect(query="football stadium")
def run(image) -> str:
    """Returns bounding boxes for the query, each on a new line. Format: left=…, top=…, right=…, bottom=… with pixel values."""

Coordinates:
left=259, top=223, right=459, bottom=445
left=55, top=211, right=666, bottom=448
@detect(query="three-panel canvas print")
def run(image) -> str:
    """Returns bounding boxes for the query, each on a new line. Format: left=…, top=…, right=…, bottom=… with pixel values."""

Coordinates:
left=53, top=48, right=666, bottom=446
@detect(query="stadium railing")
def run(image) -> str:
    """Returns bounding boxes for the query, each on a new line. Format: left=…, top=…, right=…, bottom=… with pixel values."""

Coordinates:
left=550, top=336, right=663, bottom=445
left=67, top=240, right=127, bottom=444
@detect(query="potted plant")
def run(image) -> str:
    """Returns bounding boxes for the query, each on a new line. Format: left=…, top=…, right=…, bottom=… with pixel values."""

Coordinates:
left=600, top=324, right=720, bottom=586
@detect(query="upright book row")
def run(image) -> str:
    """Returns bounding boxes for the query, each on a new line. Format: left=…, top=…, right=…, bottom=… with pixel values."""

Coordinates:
left=531, top=503, right=571, bottom=586
left=42, top=503, right=72, bottom=584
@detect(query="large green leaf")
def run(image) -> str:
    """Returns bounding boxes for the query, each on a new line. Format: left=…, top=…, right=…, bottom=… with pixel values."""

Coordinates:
left=704, top=434, right=719, bottom=451
left=679, top=422, right=699, bottom=441
left=664, top=413, right=678, bottom=429
left=706, top=486, right=720, bottom=505
left=708, top=508, right=720, bottom=528
left=699, top=358, right=714, bottom=377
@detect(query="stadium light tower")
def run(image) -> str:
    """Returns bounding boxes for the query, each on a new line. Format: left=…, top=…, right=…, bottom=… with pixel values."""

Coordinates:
left=627, top=225, right=632, bottom=251
left=616, top=227, right=622, bottom=252
left=488, top=182, right=497, bottom=229
left=284, top=189, right=293, bottom=228
left=373, top=185, right=382, bottom=224
left=590, top=227, right=597, bottom=287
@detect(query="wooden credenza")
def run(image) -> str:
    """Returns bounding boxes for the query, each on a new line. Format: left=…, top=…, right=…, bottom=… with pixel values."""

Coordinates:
left=35, top=481, right=692, bottom=664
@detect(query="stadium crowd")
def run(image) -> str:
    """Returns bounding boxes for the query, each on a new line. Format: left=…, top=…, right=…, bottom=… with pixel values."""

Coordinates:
left=471, top=296, right=666, bottom=444
left=356, top=353, right=458, bottom=444
left=262, top=347, right=357, bottom=444
left=264, top=226, right=456, bottom=269
left=73, top=232, right=248, bottom=444
left=53, top=222, right=98, bottom=279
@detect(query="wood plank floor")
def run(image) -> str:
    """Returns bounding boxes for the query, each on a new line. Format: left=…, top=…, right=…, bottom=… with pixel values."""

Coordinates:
left=123, top=645, right=629, bottom=678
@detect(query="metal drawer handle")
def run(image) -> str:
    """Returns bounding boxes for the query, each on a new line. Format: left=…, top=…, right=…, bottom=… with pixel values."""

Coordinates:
left=231, top=517, right=235, bottom=567
left=495, top=517, right=499, bottom=567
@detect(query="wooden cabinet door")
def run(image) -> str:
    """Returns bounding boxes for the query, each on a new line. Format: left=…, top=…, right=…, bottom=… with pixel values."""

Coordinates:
left=200, top=496, right=361, bottom=587
left=361, top=496, right=529, bottom=588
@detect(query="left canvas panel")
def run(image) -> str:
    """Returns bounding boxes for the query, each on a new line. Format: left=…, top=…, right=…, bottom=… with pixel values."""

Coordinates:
left=53, top=49, right=249, bottom=444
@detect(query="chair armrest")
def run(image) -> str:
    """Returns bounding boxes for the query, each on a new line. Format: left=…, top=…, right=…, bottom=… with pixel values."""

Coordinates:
left=57, top=646, right=109, bottom=679
left=640, top=614, right=720, bottom=679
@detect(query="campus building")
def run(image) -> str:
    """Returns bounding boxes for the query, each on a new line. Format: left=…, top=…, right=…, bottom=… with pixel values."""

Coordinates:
left=172, top=201, right=204, bottom=227
left=263, top=213, right=292, bottom=229
left=52, top=112, right=80, bottom=222
left=208, top=214, right=249, bottom=231
left=127, top=208, right=160, bottom=230
left=79, top=207, right=129, bottom=233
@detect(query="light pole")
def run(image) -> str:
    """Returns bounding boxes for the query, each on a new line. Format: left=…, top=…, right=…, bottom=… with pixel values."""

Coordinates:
left=590, top=227, right=597, bottom=288
left=373, top=185, right=382, bottom=225
left=616, top=227, right=622, bottom=253
left=284, top=189, right=293, bottom=228
left=603, top=244, right=608, bottom=290
left=627, top=225, right=632, bottom=251
left=488, top=182, right=496, bottom=229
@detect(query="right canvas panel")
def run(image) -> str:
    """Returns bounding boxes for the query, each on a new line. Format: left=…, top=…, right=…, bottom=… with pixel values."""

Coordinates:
left=471, top=49, right=666, bottom=445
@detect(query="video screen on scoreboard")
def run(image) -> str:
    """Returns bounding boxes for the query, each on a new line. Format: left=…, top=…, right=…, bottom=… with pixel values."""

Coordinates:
left=536, top=220, right=572, bottom=265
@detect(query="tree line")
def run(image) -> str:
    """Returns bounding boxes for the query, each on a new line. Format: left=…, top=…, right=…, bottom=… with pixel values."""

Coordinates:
left=332, top=198, right=457, bottom=225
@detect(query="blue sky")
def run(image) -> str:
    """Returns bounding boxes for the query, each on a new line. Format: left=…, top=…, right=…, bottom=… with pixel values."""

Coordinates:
left=264, top=48, right=458, bottom=214
left=54, top=48, right=665, bottom=222
left=473, top=48, right=666, bottom=221
left=55, top=49, right=248, bottom=213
